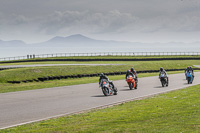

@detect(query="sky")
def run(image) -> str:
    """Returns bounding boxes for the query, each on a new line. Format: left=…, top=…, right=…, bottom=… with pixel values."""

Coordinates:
left=0, top=0, right=200, bottom=43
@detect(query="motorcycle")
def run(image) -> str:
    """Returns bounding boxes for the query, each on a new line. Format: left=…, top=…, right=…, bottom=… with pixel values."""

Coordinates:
left=160, top=74, right=168, bottom=87
left=126, top=75, right=137, bottom=90
left=186, top=72, right=193, bottom=84
left=100, top=79, right=117, bottom=96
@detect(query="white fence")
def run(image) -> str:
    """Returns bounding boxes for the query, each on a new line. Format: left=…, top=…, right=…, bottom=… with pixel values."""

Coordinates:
left=0, top=52, right=200, bottom=61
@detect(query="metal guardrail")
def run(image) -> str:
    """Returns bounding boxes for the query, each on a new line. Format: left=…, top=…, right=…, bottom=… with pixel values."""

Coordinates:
left=1, top=52, right=200, bottom=61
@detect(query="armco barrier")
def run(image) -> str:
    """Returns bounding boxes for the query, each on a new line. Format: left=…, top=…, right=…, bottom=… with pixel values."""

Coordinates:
left=7, top=68, right=200, bottom=84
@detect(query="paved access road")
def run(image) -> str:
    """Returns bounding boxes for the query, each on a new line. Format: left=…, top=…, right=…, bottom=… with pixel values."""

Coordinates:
left=0, top=72, right=199, bottom=129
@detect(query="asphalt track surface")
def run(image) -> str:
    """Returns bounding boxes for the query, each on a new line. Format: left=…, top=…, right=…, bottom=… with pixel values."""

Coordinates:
left=0, top=72, right=200, bottom=129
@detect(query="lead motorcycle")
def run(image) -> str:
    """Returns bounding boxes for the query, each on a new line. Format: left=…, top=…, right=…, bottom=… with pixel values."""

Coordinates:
left=100, top=79, right=117, bottom=96
left=160, top=73, right=168, bottom=87
left=186, top=72, right=193, bottom=84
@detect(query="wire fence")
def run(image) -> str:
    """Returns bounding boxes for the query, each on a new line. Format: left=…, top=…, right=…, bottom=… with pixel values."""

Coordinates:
left=1, top=52, right=200, bottom=61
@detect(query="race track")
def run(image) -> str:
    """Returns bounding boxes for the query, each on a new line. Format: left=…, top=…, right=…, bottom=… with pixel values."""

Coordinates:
left=0, top=72, right=199, bottom=129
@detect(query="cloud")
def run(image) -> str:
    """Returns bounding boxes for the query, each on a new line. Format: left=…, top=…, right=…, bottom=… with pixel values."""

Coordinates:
left=38, top=10, right=138, bottom=35
left=0, top=0, right=200, bottom=42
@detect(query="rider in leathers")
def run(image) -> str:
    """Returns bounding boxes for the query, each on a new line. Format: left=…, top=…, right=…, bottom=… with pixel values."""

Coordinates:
left=130, top=67, right=138, bottom=82
left=125, top=70, right=134, bottom=80
left=185, top=66, right=190, bottom=78
left=159, top=67, right=168, bottom=85
left=187, top=66, right=194, bottom=79
left=99, top=73, right=117, bottom=93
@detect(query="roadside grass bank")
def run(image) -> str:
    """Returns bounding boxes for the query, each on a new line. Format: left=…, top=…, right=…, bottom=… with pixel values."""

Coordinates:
left=0, top=60, right=200, bottom=83
left=0, top=71, right=183, bottom=93
left=1, top=58, right=200, bottom=66
left=0, top=59, right=199, bottom=93
left=2, top=83, right=200, bottom=132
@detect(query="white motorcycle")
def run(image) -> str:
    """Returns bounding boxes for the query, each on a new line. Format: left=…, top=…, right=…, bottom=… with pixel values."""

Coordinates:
left=100, top=79, right=117, bottom=96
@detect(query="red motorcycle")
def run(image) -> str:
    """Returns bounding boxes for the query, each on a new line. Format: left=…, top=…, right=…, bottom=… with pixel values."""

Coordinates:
left=126, top=75, right=137, bottom=90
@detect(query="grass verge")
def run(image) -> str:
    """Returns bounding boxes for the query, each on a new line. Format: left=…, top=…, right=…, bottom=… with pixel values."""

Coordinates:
left=0, top=59, right=199, bottom=93
left=1, top=60, right=200, bottom=83
left=2, top=83, right=200, bottom=132
left=0, top=71, right=182, bottom=93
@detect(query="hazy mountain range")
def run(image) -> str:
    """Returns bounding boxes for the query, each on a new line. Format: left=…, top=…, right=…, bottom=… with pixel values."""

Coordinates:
left=0, top=34, right=128, bottom=47
left=0, top=34, right=199, bottom=47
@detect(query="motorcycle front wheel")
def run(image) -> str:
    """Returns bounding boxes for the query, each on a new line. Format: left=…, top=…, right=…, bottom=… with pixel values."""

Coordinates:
left=102, top=87, right=109, bottom=96
left=187, top=78, right=191, bottom=84
left=129, top=83, right=133, bottom=90
left=161, top=81, right=165, bottom=87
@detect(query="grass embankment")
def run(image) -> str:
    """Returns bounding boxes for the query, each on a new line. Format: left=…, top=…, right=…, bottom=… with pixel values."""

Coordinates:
left=0, top=71, right=182, bottom=93
left=1, top=60, right=199, bottom=82
left=1, top=55, right=200, bottom=65
left=2, top=84, right=200, bottom=132
left=0, top=60, right=199, bottom=93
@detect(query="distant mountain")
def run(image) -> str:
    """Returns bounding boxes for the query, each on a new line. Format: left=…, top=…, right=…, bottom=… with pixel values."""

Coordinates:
left=1, top=34, right=200, bottom=47
left=34, top=34, right=110, bottom=47
left=0, top=40, right=26, bottom=47
left=47, top=34, right=97, bottom=43
left=0, top=34, right=135, bottom=47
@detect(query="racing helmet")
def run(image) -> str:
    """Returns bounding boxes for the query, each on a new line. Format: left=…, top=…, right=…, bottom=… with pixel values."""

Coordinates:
left=100, top=73, right=104, bottom=77
left=131, top=67, right=134, bottom=71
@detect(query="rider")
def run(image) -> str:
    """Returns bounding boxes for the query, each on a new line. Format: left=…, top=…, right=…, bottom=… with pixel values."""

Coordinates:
left=185, top=66, right=190, bottom=79
left=159, top=67, right=168, bottom=85
left=99, top=73, right=117, bottom=92
left=125, top=70, right=134, bottom=80
left=185, top=66, right=190, bottom=74
left=130, top=67, right=138, bottom=82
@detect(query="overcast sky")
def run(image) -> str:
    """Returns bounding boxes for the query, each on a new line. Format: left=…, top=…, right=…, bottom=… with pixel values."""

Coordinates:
left=0, top=0, right=200, bottom=43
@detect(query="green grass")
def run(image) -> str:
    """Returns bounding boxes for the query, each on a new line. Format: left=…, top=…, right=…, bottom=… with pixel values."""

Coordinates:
left=2, top=84, right=200, bottom=133
left=0, top=71, right=183, bottom=93
left=1, top=60, right=199, bottom=83
left=0, top=59, right=199, bottom=93
left=1, top=56, right=199, bottom=132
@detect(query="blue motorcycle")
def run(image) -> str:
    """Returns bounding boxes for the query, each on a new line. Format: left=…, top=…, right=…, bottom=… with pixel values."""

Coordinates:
left=186, top=72, right=193, bottom=84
